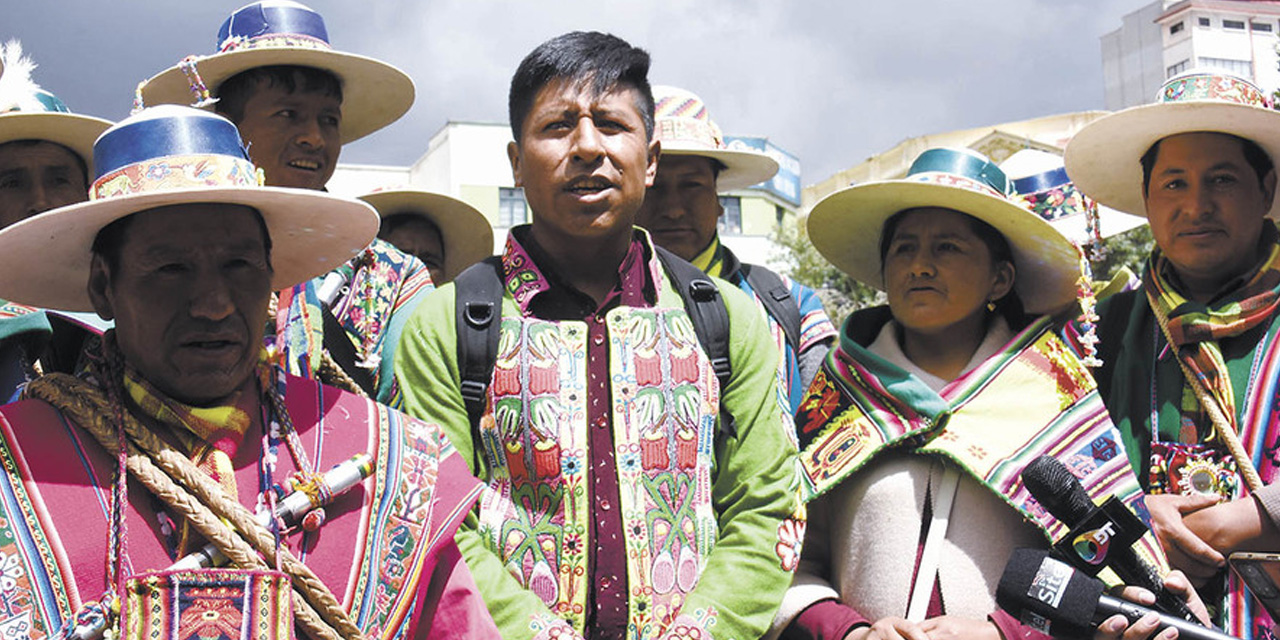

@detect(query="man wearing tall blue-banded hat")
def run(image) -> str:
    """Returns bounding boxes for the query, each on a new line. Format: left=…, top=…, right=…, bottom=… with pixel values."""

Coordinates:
left=0, top=41, right=113, bottom=401
left=141, top=0, right=428, bottom=403
left=0, top=105, right=498, bottom=640
left=1065, top=70, right=1280, bottom=637
left=635, top=85, right=836, bottom=415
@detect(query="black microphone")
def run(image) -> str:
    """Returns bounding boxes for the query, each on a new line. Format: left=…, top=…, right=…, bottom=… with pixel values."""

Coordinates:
left=1022, top=455, right=1201, bottom=623
left=997, top=548, right=1236, bottom=640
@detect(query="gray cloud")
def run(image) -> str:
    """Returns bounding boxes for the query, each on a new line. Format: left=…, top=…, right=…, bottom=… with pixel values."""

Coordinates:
left=3, top=0, right=1152, bottom=185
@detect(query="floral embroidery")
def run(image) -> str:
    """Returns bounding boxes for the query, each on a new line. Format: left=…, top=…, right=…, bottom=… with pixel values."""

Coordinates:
left=775, top=517, right=805, bottom=572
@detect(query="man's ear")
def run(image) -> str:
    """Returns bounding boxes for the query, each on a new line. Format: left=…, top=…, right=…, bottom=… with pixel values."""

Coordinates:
left=645, top=139, right=661, bottom=188
left=507, top=141, right=523, bottom=187
left=87, top=254, right=116, bottom=321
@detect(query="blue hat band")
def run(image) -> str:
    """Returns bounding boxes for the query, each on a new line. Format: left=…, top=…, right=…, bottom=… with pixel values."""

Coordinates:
left=1011, top=166, right=1071, bottom=195
left=218, top=2, right=330, bottom=51
left=94, top=111, right=250, bottom=180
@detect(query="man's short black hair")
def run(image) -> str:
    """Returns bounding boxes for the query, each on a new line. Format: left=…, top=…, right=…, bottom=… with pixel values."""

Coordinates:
left=214, top=65, right=344, bottom=124
left=507, top=31, right=654, bottom=143
left=0, top=139, right=90, bottom=186
left=379, top=212, right=441, bottom=237
left=91, top=204, right=273, bottom=274
left=1140, top=132, right=1275, bottom=196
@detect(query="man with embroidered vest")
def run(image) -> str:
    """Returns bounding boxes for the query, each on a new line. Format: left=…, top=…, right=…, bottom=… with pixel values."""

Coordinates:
left=394, top=32, right=798, bottom=640
left=140, top=1, right=432, bottom=403
left=0, top=106, right=497, bottom=639
left=635, top=85, right=836, bottom=415
left=1065, top=71, right=1280, bottom=636
left=0, top=41, right=113, bottom=401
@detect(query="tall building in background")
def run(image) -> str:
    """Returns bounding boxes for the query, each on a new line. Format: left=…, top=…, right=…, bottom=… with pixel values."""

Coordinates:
left=1103, top=0, right=1280, bottom=110
left=328, top=121, right=802, bottom=263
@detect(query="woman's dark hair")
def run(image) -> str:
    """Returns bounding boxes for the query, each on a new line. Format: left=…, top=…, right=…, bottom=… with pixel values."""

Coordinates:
left=878, top=207, right=1027, bottom=327
left=507, top=31, right=653, bottom=143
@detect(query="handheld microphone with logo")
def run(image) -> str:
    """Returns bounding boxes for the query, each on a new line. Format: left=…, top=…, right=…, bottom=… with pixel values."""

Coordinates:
left=1021, top=455, right=1201, bottom=623
left=997, top=548, right=1236, bottom=640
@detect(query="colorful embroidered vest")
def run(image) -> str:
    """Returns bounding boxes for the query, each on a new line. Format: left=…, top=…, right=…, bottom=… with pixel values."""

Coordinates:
left=795, top=312, right=1169, bottom=575
left=473, top=292, right=720, bottom=636
left=0, top=374, right=477, bottom=640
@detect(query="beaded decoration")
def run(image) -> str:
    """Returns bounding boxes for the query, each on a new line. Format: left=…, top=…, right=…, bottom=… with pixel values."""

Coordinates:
left=177, top=56, right=219, bottom=109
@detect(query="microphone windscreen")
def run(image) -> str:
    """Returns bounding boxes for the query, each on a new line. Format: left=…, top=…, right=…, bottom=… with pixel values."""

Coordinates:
left=997, top=548, right=1105, bottom=639
left=1022, top=455, right=1095, bottom=525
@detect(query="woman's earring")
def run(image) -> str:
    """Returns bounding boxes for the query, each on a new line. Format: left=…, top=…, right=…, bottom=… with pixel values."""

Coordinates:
left=986, top=300, right=997, bottom=312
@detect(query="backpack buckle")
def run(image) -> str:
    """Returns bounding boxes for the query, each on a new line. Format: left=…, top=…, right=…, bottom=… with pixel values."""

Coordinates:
left=460, top=379, right=488, bottom=405
left=688, top=279, right=719, bottom=303
left=463, top=301, right=495, bottom=329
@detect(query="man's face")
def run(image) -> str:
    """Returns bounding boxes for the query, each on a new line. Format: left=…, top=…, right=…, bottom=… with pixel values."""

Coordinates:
left=635, top=155, right=723, bottom=261
left=508, top=79, right=658, bottom=245
left=233, top=81, right=342, bottom=191
left=1144, top=132, right=1276, bottom=294
left=88, top=204, right=273, bottom=406
left=379, top=215, right=446, bottom=284
left=0, top=141, right=88, bottom=228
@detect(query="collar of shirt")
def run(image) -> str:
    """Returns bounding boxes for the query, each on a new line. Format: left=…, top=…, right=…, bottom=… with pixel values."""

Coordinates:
left=502, top=225, right=659, bottom=320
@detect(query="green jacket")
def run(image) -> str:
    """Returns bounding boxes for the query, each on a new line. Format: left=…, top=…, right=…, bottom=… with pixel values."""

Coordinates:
left=394, top=233, right=798, bottom=640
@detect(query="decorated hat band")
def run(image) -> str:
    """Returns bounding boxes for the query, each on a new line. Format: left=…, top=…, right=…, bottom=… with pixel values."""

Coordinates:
left=655, top=117, right=722, bottom=150
left=904, top=147, right=1013, bottom=197
left=217, top=1, right=331, bottom=52
left=91, top=110, right=260, bottom=200
left=1158, top=71, right=1271, bottom=108
left=1012, top=167, right=1096, bottom=224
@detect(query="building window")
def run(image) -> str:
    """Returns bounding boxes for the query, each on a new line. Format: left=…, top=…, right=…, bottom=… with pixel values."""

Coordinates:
left=1198, top=17, right=1211, bottom=27
left=1198, top=56, right=1252, bottom=77
left=498, top=187, right=527, bottom=227
left=1167, top=59, right=1190, bottom=78
left=718, top=196, right=742, bottom=235
left=1252, top=22, right=1273, bottom=32
left=1170, top=21, right=1185, bottom=35
left=1223, top=19, right=1246, bottom=30
left=775, top=205, right=786, bottom=227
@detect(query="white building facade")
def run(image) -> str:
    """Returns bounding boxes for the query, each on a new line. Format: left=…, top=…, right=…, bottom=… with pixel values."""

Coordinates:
left=1102, top=0, right=1280, bottom=110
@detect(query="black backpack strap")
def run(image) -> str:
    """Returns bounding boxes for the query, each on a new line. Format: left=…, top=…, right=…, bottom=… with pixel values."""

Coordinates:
left=654, top=246, right=735, bottom=438
left=321, top=303, right=377, bottom=397
left=740, top=263, right=802, bottom=357
left=454, top=257, right=505, bottom=432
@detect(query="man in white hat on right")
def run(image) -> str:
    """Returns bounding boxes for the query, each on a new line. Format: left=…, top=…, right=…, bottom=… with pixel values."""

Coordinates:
left=635, top=85, right=836, bottom=415
left=1066, top=70, right=1280, bottom=637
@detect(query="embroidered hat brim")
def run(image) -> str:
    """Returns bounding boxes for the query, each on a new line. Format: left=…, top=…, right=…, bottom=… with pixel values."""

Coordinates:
left=1065, top=101, right=1280, bottom=219
left=0, top=186, right=377, bottom=312
left=1001, top=150, right=1148, bottom=245
left=140, top=48, right=414, bottom=144
left=806, top=180, right=1081, bottom=314
left=0, top=112, right=112, bottom=174
left=359, top=189, right=494, bottom=282
left=659, top=143, right=780, bottom=192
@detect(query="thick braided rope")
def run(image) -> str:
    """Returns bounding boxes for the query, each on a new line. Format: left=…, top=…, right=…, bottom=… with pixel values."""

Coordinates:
left=24, top=375, right=362, bottom=640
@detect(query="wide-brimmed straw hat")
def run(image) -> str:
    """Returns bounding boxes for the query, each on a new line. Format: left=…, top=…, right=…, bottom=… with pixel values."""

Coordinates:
left=652, top=85, right=778, bottom=191
left=361, top=188, right=493, bottom=282
left=0, top=41, right=112, bottom=174
left=1065, top=70, right=1280, bottom=218
left=140, top=1, right=413, bottom=143
left=807, top=147, right=1081, bottom=314
left=1001, top=148, right=1146, bottom=246
left=0, top=105, right=377, bottom=312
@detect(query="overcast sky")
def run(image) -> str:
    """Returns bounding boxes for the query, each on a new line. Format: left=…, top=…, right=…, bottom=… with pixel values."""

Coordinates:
left=3, top=0, right=1153, bottom=186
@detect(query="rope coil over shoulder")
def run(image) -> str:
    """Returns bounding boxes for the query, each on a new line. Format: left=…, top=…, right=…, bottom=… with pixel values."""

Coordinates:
left=25, top=374, right=363, bottom=640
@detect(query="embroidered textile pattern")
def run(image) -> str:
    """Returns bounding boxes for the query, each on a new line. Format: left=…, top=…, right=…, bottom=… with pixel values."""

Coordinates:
left=794, top=316, right=1166, bottom=574
left=474, top=305, right=721, bottom=639
left=122, top=569, right=291, bottom=640
left=91, top=155, right=257, bottom=201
